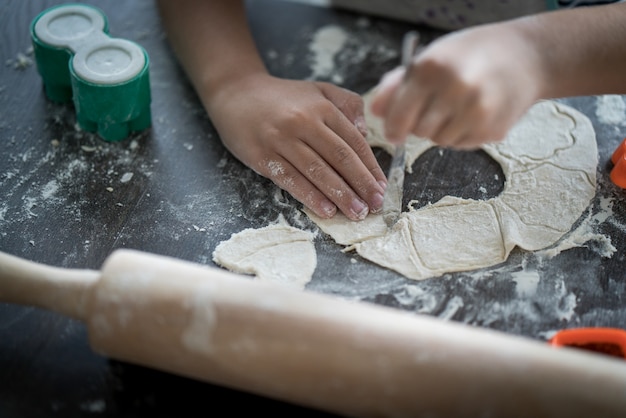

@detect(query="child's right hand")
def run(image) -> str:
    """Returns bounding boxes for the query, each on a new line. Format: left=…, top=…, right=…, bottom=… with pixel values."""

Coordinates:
left=371, top=21, right=544, bottom=149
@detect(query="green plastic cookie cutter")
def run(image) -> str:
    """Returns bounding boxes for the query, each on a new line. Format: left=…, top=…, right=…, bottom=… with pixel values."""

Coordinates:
left=31, top=4, right=151, bottom=142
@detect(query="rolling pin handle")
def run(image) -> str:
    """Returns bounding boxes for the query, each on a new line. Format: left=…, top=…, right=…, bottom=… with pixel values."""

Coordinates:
left=0, top=252, right=99, bottom=321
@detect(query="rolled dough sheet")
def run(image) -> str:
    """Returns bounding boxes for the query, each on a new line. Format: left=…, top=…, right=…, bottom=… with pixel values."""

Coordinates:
left=305, top=96, right=598, bottom=280
left=212, top=222, right=317, bottom=288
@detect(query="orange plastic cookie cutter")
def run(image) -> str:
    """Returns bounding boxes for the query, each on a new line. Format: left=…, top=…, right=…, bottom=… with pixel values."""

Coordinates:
left=610, top=138, right=626, bottom=188
left=549, top=327, right=626, bottom=360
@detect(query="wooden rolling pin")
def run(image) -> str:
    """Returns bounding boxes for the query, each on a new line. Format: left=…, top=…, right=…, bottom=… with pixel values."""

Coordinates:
left=1, top=249, right=625, bottom=417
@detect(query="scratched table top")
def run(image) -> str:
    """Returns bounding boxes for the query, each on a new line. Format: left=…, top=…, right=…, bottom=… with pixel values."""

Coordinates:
left=1, top=1, right=625, bottom=417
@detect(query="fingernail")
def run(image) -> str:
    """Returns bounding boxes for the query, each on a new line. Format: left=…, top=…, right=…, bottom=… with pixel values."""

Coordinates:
left=370, top=192, right=385, bottom=213
left=320, top=199, right=337, bottom=218
left=378, top=180, right=388, bottom=191
left=351, top=198, right=369, bottom=220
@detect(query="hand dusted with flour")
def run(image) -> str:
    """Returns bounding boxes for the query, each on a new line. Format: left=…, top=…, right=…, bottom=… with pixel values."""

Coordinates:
left=157, top=0, right=386, bottom=222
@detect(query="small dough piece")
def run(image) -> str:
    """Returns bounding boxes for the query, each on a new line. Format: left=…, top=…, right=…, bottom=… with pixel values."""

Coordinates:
left=305, top=97, right=598, bottom=280
left=212, top=223, right=317, bottom=289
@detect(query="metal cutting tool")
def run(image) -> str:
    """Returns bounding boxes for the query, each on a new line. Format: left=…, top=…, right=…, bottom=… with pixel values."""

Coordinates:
left=382, top=31, right=420, bottom=227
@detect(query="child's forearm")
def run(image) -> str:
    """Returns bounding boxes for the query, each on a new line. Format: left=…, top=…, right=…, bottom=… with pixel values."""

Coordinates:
left=515, top=2, right=626, bottom=99
left=156, top=0, right=267, bottom=107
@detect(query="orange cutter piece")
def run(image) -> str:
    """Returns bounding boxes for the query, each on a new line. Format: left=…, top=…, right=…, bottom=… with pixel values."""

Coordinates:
left=610, top=138, right=626, bottom=188
left=549, top=327, right=626, bottom=360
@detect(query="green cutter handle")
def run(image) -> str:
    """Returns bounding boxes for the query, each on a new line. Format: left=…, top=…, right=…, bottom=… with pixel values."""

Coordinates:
left=31, top=4, right=151, bottom=142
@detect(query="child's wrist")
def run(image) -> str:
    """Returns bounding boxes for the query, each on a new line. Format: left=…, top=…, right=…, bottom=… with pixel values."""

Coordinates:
left=202, top=70, right=271, bottom=113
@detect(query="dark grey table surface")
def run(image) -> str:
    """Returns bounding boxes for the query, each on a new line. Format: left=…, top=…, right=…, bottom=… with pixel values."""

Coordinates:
left=1, top=0, right=625, bottom=417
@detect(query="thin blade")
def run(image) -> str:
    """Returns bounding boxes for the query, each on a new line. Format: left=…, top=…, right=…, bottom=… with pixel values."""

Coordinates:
left=382, top=144, right=405, bottom=227
left=381, top=31, right=419, bottom=227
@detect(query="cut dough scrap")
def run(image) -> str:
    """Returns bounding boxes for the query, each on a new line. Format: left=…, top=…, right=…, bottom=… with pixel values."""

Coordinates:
left=355, top=200, right=505, bottom=279
left=304, top=212, right=388, bottom=246
left=305, top=97, right=598, bottom=281
left=212, top=223, right=317, bottom=289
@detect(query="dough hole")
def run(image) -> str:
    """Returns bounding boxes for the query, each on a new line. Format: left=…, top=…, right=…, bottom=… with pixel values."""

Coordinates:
left=377, top=147, right=505, bottom=211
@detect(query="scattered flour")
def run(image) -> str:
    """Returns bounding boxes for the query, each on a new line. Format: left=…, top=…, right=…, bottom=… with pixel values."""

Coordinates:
left=511, top=269, right=540, bottom=298
left=0, top=109, right=153, bottom=244
left=438, top=296, right=464, bottom=320
left=595, top=95, right=626, bottom=126
left=120, top=172, right=134, bottom=183
left=386, top=263, right=579, bottom=331
left=307, top=23, right=398, bottom=84
left=556, top=294, right=578, bottom=322
left=308, top=25, right=349, bottom=82
left=7, top=48, right=34, bottom=70
left=80, top=399, right=106, bottom=413
left=394, top=285, right=438, bottom=313
left=41, top=180, right=60, bottom=199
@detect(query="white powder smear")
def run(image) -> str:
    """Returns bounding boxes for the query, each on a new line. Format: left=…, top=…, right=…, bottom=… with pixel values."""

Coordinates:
left=181, top=284, right=217, bottom=356
left=267, top=160, right=285, bottom=176
left=41, top=180, right=59, bottom=200
left=595, top=95, right=626, bottom=126
left=511, top=269, right=540, bottom=298
left=438, top=296, right=464, bottom=320
left=309, top=25, right=349, bottom=81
